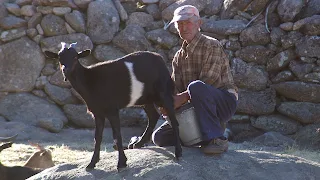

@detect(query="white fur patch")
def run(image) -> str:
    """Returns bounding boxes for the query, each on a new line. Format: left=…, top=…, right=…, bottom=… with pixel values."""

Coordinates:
left=125, top=62, right=144, bottom=107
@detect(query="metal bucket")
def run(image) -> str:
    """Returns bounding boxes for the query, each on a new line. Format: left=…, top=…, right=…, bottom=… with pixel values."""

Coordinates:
left=166, top=103, right=203, bottom=146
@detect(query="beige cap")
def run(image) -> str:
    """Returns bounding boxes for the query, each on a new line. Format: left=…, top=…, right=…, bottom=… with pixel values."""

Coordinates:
left=165, top=5, right=200, bottom=29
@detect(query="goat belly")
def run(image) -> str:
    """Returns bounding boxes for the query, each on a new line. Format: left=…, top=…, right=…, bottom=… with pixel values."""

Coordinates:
left=124, top=62, right=144, bottom=107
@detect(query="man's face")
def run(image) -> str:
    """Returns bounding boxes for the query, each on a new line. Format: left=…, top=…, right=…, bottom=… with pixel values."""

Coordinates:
left=175, top=18, right=200, bottom=43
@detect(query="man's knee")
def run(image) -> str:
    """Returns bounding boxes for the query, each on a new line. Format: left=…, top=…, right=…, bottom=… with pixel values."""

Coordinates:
left=187, top=80, right=205, bottom=97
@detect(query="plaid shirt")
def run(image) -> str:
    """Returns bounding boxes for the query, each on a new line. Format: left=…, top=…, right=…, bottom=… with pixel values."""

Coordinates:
left=172, top=32, right=237, bottom=93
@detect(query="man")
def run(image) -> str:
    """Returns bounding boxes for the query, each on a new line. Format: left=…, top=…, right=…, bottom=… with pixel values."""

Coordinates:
left=152, top=5, right=238, bottom=154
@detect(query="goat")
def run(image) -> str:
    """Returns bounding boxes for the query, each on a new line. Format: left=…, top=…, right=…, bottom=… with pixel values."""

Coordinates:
left=44, top=42, right=182, bottom=171
left=0, top=142, right=54, bottom=180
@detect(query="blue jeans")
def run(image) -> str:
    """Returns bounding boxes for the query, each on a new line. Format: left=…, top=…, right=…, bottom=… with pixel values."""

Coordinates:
left=152, top=80, right=238, bottom=146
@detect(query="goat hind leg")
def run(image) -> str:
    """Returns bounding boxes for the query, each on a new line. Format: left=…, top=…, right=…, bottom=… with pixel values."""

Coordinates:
left=86, top=114, right=105, bottom=170
left=129, top=104, right=160, bottom=149
left=162, top=96, right=182, bottom=159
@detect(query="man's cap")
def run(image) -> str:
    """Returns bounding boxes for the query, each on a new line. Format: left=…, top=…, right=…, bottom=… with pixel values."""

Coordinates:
left=164, top=5, right=200, bottom=29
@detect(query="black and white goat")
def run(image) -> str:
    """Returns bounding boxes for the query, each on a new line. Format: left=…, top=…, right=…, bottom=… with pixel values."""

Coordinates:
left=44, top=42, right=181, bottom=171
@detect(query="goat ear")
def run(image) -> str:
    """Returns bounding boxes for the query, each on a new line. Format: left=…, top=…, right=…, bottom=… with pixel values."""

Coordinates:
left=78, top=49, right=91, bottom=58
left=44, top=51, right=59, bottom=59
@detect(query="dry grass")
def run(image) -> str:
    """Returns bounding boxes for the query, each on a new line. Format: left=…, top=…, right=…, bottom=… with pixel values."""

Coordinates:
left=282, top=145, right=320, bottom=163
left=1, top=141, right=319, bottom=167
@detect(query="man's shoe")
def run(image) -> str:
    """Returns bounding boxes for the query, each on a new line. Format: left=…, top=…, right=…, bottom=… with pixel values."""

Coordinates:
left=202, top=138, right=228, bottom=154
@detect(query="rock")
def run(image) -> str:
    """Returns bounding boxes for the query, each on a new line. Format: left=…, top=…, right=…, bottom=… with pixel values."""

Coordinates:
left=36, top=24, right=44, bottom=35
left=0, top=93, right=68, bottom=126
left=28, top=146, right=320, bottom=180
left=35, top=76, right=48, bottom=89
left=73, top=0, right=91, bottom=9
left=32, top=89, right=47, bottom=98
left=113, top=24, right=151, bottom=53
left=231, top=58, right=269, bottom=91
left=270, top=27, right=286, bottom=46
left=44, top=83, right=79, bottom=105
left=251, top=131, right=295, bottom=147
left=266, top=49, right=296, bottom=72
left=145, top=20, right=165, bottom=31
left=277, top=102, right=320, bottom=124
left=294, top=123, right=320, bottom=148
left=289, top=60, right=314, bottom=79
left=299, top=15, right=320, bottom=35
left=303, top=72, right=320, bottom=83
left=41, top=14, right=68, bottom=36
left=280, top=31, right=303, bottom=49
left=300, top=56, right=317, bottom=63
left=201, top=19, right=247, bottom=36
left=220, top=0, right=254, bottom=19
left=145, top=28, right=179, bottom=49
left=52, top=7, right=71, bottom=16
left=251, top=115, right=300, bottom=135
left=0, top=28, right=26, bottom=42
left=63, top=104, right=95, bottom=128
left=277, top=0, right=305, bottom=22
left=36, top=6, right=53, bottom=14
left=119, top=107, right=148, bottom=127
left=295, top=0, right=320, bottom=19
left=239, top=24, right=270, bottom=46
left=236, top=45, right=271, bottom=65
left=5, top=3, right=21, bottom=16
left=38, top=117, right=64, bottom=133
left=28, top=13, right=42, bottom=28
left=225, top=40, right=241, bottom=51
left=112, top=0, right=127, bottom=22
left=279, top=22, right=294, bottom=31
left=41, top=63, right=57, bottom=76
left=236, top=88, right=276, bottom=115
left=20, top=5, right=36, bottom=16
left=161, top=0, right=208, bottom=21
left=141, top=0, right=159, bottom=3
left=64, top=10, right=86, bottom=33
left=229, top=114, right=250, bottom=123
left=204, top=0, right=223, bottom=15
left=245, top=0, right=270, bottom=15
left=271, top=70, right=294, bottom=83
left=93, top=45, right=126, bottom=62
left=49, top=70, right=72, bottom=88
left=295, top=36, right=320, bottom=58
left=0, top=37, right=45, bottom=92
left=40, top=33, right=93, bottom=53
left=87, top=0, right=119, bottom=44
left=146, top=4, right=162, bottom=20
left=0, top=16, right=27, bottom=30
left=32, top=0, right=69, bottom=6
left=126, top=12, right=154, bottom=28
left=272, top=81, right=320, bottom=103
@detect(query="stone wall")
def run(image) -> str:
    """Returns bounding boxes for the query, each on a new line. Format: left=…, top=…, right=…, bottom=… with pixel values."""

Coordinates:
left=0, top=0, right=319, bottom=147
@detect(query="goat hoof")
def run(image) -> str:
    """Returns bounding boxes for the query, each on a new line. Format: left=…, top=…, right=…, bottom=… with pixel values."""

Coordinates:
left=175, top=152, right=182, bottom=160
left=117, top=164, right=127, bottom=172
left=127, top=136, right=140, bottom=149
left=86, top=163, right=95, bottom=170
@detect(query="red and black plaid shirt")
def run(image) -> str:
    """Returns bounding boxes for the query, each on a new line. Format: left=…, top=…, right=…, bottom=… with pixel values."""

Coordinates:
left=172, top=32, right=237, bottom=93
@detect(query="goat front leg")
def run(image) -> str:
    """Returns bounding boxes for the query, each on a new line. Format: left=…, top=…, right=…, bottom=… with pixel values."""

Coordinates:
left=106, top=110, right=127, bottom=171
left=128, top=104, right=160, bottom=149
left=86, top=114, right=105, bottom=170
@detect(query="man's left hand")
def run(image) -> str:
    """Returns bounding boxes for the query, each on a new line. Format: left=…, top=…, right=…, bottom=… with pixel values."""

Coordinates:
left=159, top=91, right=190, bottom=116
